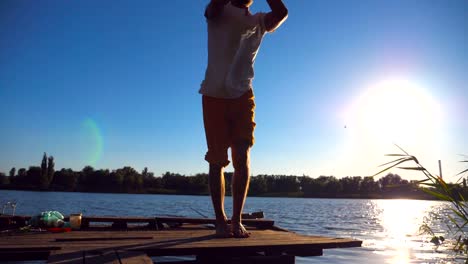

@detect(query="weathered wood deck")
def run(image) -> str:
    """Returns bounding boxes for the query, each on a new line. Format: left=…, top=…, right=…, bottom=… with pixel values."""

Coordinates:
left=0, top=216, right=362, bottom=263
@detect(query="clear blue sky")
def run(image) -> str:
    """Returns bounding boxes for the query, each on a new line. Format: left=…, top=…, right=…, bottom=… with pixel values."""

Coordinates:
left=1, top=0, right=467, bottom=181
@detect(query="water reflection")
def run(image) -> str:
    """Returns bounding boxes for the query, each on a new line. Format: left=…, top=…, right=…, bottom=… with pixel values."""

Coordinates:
left=378, top=199, right=429, bottom=238
left=370, top=199, right=451, bottom=264
left=0, top=191, right=460, bottom=263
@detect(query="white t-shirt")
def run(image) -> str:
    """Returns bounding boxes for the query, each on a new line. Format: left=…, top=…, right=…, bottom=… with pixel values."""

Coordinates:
left=199, top=3, right=267, bottom=99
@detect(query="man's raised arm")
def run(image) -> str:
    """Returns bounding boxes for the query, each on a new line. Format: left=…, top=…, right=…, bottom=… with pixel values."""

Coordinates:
left=205, top=0, right=230, bottom=20
left=264, top=0, right=288, bottom=32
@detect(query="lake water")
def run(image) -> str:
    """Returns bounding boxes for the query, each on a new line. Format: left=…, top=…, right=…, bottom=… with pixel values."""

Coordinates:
left=0, top=190, right=464, bottom=263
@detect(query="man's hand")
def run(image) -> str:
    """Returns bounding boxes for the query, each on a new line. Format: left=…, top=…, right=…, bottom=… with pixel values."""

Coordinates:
left=205, top=0, right=230, bottom=20
left=264, top=0, right=288, bottom=32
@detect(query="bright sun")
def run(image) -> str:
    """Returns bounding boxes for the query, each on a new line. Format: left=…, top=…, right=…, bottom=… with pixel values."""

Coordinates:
left=334, top=77, right=446, bottom=178
left=347, top=78, right=442, bottom=149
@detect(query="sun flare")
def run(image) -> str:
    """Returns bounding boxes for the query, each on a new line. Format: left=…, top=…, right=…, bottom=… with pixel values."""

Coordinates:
left=337, top=77, right=444, bottom=177
left=347, top=78, right=442, bottom=148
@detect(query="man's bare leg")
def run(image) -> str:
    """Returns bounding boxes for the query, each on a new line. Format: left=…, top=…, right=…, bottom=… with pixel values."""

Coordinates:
left=209, top=163, right=233, bottom=237
left=231, top=142, right=251, bottom=238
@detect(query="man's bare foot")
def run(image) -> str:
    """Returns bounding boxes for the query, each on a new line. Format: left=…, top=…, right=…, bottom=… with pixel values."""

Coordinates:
left=231, top=222, right=250, bottom=238
left=215, top=220, right=233, bottom=238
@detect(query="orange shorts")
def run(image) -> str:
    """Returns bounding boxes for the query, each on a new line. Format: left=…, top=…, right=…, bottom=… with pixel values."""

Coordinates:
left=202, top=89, right=256, bottom=167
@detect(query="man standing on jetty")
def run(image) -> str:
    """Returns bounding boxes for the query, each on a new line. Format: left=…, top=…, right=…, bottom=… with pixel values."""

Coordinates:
left=200, top=0, right=288, bottom=238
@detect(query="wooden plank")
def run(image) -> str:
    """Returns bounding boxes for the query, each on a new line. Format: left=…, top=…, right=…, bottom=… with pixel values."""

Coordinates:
left=47, top=251, right=84, bottom=264
left=81, top=216, right=158, bottom=229
left=0, top=228, right=361, bottom=249
left=48, top=250, right=153, bottom=264
left=0, top=246, right=61, bottom=251
left=284, top=248, right=323, bottom=257
left=55, top=236, right=153, bottom=242
left=197, top=254, right=295, bottom=264
left=241, top=211, right=264, bottom=219
left=2, top=224, right=361, bottom=262
left=141, top=242, right=325, bottom=257
left=120, top=229, right=360, bottom=257
left=155, top=216, right=274, bottom=229
left=0, top=215, right=31, bottom=221
left=82, top=212, right=265, bottom=223
left=0, top=215, right=30, bottom=229
left=79, top=216, right=273, bottom=229
left=0, top=250, right=51, bottom=261
left=83, top=216, right=154, bottom=222
left=0, top=214, right=268, bottom=230
left=84, top=250, right=121, bottom=264
left=116, top=251, right=153, bottom=264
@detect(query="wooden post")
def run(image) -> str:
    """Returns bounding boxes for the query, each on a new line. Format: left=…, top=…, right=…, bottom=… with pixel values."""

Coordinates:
left=439, top=160, right=443, bottom=179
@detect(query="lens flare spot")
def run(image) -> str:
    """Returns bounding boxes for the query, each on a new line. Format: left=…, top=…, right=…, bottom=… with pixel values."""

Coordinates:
left=80, top=118, right=103, bottom=167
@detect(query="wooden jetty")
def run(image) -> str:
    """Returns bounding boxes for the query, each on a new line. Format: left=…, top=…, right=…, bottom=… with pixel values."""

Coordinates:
left=0, top=214, right=362, bottom=263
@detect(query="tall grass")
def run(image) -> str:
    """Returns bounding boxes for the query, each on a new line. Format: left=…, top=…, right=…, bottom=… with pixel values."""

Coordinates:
left=373, top=145, right=468, bottom=259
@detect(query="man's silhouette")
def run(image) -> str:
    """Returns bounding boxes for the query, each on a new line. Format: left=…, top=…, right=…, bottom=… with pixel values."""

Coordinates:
left=200, top=0, right=288, bottom=238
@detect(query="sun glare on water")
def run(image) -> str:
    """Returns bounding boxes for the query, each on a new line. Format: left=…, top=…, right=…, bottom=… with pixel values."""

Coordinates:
left=372, top=199, right=441, bottom=264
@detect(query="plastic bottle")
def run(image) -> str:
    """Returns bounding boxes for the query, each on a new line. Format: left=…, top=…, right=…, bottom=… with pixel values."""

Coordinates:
left=41, top=211, right=65, bottom=227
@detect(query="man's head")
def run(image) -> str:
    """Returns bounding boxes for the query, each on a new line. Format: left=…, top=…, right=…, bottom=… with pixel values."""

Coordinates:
left=230, top=0, right=253, bottom=8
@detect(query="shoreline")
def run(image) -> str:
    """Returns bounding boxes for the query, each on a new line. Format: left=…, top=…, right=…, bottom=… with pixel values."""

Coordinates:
left=0, top=188, right=439, bottom=201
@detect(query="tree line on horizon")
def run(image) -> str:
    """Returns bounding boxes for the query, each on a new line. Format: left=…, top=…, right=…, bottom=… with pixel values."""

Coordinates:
left=1, top=153, right=466, bottom=199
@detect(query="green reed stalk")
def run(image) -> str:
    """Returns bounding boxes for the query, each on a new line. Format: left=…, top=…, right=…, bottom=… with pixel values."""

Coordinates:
left=373, top=145, right=468, bottom=259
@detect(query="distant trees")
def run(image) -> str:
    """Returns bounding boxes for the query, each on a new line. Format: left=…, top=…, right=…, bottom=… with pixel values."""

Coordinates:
left=18, top=168, right=26, bottom=178
left=50, top=168, right=77, bottom=191
left=141, top=167, right=161, bottom=191
left=360, top=176, right=380, bottom=195
left=38, top=153, right=55, bottom=189
left=379, top=173, right=403, bottom=190
left=40, top=153, right=48, bottom=189
left=6, top=168, right=15, bottom=185
left=15, top=168, right=27, bottom=186
left=47, top=156, right=55, bottom=187
left=324, top=176, right=342, bottom=194
left=0, top=154, right=439, bottom=199
left=0, top=172, right=8, bottom=185
left=27, top=166, right=42, bottom=188
left=186, top=173, right=209, bottom=194
left=9, top=168, right=16, bottom=178
left=249, top=175, right=300, bottom=195
left=301, top=176, right=324, bottom=196
left=120, top=167, right=142, bottom=193
left=250, top=176, right=267, bottom=195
